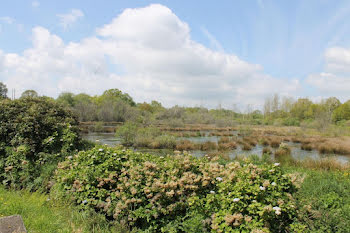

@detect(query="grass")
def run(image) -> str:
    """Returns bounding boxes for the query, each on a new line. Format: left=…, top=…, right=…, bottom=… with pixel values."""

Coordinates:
left=286, top=168, right=350, bottom=232
left=0, top=186, right=128, bottom=233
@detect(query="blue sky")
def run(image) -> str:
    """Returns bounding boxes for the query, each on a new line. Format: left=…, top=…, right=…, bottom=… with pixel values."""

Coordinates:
left=1, top=0, right=350, bottom=108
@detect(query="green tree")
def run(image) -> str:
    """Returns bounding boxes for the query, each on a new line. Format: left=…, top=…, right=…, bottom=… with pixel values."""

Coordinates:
left=73, top=93, right=97, bottom=121
left=0, top=97, right=82, bottom=189
left=57, top=92, right=75, bottom=107
left=99, top=89, right=136, bottom=106
left=332, top=101, right=350, bottom=123
left=21, top=90, right=38, bottom=98
left=290, top=98, right=314, bottom=120
left=0, top=82, right=8, bottom=99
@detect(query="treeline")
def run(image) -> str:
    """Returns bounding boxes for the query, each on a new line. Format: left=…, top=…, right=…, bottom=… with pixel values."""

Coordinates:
left=51, top=91, right=350, bottom=128
left=263, top=94, right=350, bottom=128
left=1, top=81, right=350, bottom=127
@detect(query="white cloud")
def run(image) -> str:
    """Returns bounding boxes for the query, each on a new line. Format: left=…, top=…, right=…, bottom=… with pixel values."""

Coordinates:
left=57, top=9, right=84, bottom=30
left=32, top=1, right=40, bottom=8
left=306, top=47, right=350, bottom=101
left=1, top=4, right=300, bottom=108
left=324, top=47, right=350, bottom=74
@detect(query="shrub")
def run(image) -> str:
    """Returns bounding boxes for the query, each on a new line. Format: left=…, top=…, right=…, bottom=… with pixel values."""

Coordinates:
left=301, top=143, right=313, bottom=151
left=0, top=97, right=82, bottom=189
left=274, top=143, right=292, bottom=160
left=270, top=138, right=282, bottom=148
left=115, top=122, right=139, bottom=146
left=54, top=146, right=300, bottom=232
left=176, top=140, right=196, bottom=151
left=134, top=127, right=162, bottom=148
left=200, top=141, right=218, bottom=151
left=92, top=122, right=105, bottom=132
left=262, top=147, right=272, bottom=155
left=218, top=141, right=237, bottom=151
left=242, top=143, right=252, bottom=151
left=152, top=135, right=177, bottom=149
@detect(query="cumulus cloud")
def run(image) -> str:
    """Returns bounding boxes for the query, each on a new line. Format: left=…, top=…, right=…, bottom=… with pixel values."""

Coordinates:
left=306, top=47, right=350, bottom=101
left=57, top=9, right=84, bottom=30
left=1, top=4, right=300, bottom=108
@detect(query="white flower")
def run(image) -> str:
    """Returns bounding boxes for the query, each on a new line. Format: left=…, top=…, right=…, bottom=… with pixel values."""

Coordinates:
left=113, top=153, right=117, bottom=156
left=67, top=156, right=73, bottom=160
left=210, top=190, right=215, bottom=194
left=233, top=198, right=240, bottom=202
left=271, top=182, right=277, bottom=186
left=82, top=200, right=88, bottom=204
left=98, top=148, right=104, bottom=152
left=216, top=177, right=223, bottom=182
left=274, top=163, right=280, bottom=166
left=160, top=156, right=164, bottom=159
left=273, top=206, right=281, bottom=215
left=259, top=186, right=266, bottom=191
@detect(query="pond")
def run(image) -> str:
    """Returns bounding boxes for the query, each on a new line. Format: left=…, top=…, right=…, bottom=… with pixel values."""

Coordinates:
left=81, top=132, right=350, bottom=163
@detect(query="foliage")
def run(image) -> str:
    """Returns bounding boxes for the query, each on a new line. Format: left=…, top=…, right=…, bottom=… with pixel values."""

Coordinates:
left=293, top=169, right=350, bottom=232
left=21, top=89, right=39, bottom=98
left=115, top=122, right=139, bottom=146
left=0, top=82, right=8, bottom=99
left=54, top=146, right=300, bottom=232
left=0, top=97, right=82, bottom=189
left=98, top=89, right=136, bottom=107
left=332, top=101, right=350, bottom=123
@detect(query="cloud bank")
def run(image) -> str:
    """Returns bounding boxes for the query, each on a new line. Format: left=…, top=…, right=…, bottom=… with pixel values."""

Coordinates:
left=0, top=4, right=310, bottom=108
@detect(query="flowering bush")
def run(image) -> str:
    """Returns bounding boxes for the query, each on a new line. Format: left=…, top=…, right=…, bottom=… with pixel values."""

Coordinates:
left=54, top=146, right=301, bottom=232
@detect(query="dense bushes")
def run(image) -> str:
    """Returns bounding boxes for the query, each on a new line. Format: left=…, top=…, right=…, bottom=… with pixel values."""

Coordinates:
left=0, top=97, right=83, bottom=189
left=55, top=146, right=302, bottom=232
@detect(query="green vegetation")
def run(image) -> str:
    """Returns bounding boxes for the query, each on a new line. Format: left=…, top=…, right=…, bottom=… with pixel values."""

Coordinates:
left=0, top=186, right=124, bottom=233
left=0, top=83, right=350, bottom=232
left=288, top=168, right=350, bottom=232
left=0, top=97, right=86, bottom=190
left=54, top=146, right=301, bottom=232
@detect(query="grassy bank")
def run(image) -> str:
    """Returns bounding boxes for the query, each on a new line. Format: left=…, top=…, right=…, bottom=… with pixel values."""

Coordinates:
left=0, top=186, right=127, bottom=233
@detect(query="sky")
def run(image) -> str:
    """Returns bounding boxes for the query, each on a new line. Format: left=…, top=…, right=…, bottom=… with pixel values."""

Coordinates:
left=0, top=0, right=350, bottom=109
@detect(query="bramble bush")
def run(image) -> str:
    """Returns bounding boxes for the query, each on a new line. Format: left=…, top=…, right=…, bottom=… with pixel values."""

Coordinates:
left=0, top=97, right=84, bottom=189
left=54, top=146, right=303, bottom=232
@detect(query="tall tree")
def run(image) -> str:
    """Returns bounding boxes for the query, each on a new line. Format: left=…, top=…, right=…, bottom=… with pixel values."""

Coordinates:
left=21, top=90, right=39, bottom=98
left=0, top=82, right=8, bottom=99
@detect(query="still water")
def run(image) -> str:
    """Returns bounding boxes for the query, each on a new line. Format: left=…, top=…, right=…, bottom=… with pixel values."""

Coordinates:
left=82, top=132, right=349, bottom=163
